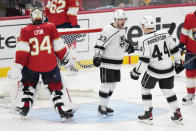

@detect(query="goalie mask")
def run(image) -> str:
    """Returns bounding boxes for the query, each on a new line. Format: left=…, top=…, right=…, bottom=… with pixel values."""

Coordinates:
left=140, top=16, right=155, bottom=29
left=30, top=7, right=43, bottom=22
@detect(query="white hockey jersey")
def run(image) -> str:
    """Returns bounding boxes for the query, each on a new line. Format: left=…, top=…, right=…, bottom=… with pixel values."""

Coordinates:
left=135, top=30, right=181, bottom=79
left=94, top=24, right=127, bottom=69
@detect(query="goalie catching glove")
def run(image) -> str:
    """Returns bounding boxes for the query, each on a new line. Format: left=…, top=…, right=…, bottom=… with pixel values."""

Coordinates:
left=130, top=67, right=141, bottom=80
left=7, top=63, right=23, bottom=81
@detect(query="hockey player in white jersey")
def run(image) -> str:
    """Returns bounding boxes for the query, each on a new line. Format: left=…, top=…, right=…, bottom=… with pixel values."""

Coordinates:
left=93, top=9, right=135, bottom=117
left=130, top=16, right=184, bottom=125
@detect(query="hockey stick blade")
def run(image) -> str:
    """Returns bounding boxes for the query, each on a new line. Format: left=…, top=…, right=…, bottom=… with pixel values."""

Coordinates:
left=168, top=23, right=176, bottom=35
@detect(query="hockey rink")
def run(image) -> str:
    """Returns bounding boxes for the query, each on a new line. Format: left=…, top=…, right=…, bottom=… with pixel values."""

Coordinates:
left=0, top=65, right=196, bottom=131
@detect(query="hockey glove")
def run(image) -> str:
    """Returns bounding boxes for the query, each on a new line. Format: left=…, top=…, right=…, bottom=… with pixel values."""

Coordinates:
left=93, top=55, right=101, bottom=67
left=72, top=25, right=80, bottom=28
left=178, top=42, right=186, bottom=55
left=125, top=39, right=135, bottom=54
left=175, top=60, right=185, bottom=74
left=7, top=63, right=23, bottom=81
left=130, top=67, right=141, bottom=80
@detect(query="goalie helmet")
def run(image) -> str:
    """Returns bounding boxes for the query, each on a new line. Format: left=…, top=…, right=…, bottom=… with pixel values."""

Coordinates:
left=114, top=9, right=127, bottom=20
left=140, top=16, right=155, bottom=29
left=30, top=7, right=43, bottom=22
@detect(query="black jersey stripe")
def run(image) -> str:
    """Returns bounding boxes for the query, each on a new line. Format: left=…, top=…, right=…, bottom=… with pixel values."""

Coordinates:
left=139, top=57, right=150, bottom=63
left=148, top=65, right=174, bottom=74
left=94, top=45, right=105, bottom=50
left=102, top=30, right=120, bottom=46
left=101, top=58, right=123, bottom=64
left=170, top=46, right=179, bottom=54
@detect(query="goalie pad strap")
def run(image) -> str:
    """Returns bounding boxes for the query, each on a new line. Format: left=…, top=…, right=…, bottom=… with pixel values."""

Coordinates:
left=22, top=98, right=33, bottom=104
left=55, top=103, right=64, bottom=108
left=53, top=96, right=61, bottom=102
left=23, top=92, right=34, bottom=96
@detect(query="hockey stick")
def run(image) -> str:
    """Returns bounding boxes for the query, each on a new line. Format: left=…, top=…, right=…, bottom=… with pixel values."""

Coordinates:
left=168, top=23, right=176, bottom=35
left=183, top=55, right=196, bottom=67
left=182, top=52, right=196, bottom=55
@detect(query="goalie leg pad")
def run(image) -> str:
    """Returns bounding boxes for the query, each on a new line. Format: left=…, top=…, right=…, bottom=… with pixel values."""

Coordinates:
left=16, top=83, right=37, bottom=116
left=49, top=81, right=72, bottom=113
left=50, top=89, right=73, bottom=120
left=17, top=83, right=36, bottom=108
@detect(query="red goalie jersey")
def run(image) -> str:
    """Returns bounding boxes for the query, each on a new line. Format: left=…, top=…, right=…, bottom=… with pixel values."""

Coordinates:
left=45, top=0, right=79, bottom=26
left=180, top=11, right=196, bottom=52
left=15, top=22, right=68, bottom=72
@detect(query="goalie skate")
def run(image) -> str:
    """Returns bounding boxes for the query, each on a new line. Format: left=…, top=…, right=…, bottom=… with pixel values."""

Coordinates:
left=138, top=107, right=153, bottom=125
left=59, top=109, right=74, bottom=122
left=182, top=94, right=195, bottom=105
left=15, top=106, right=30, bottom=120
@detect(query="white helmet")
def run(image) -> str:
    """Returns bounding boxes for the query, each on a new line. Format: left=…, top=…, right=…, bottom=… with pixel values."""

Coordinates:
left=140, top=16, right=155, bottom=29
left=30, top=7, right=43, bottom=22
left=114, top=9, right=127, bottom=19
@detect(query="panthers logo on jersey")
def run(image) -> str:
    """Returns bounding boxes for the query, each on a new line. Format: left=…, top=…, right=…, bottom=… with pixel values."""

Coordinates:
left=193, top=28, right=196, bottom=41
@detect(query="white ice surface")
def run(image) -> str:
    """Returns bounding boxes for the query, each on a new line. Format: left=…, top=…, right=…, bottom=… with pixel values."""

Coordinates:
left=0, top=65, right=195, bottom=131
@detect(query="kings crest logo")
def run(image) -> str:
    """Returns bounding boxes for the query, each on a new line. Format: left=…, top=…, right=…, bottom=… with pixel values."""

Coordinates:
left=192, top=28, right=196, bottom=41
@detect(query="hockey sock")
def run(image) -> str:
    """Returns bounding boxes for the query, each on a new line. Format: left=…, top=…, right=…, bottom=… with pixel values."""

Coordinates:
left=141, top=87, right=152, bottom=111
left=99, top=83, right=112, bottom=106
left=106, top=82, right=117, bottom=106
left=186, top=78, right=195, bottom=94
left=161, top=89, right=179, bottom=113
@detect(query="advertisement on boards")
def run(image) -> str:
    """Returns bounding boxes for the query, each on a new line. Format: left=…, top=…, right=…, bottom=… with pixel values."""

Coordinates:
left=0, top=5, right=195, bottom=70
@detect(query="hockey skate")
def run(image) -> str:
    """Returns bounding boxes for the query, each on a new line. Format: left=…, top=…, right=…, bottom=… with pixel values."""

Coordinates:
left=15, top=106, right=30, bottom=120
left=98, top=105, right=108, bottom=118
left=58, top=109, right=74, bottom=122
left=138, top=107, right=153, bottom=125
left=106, top=107, right=114, bottom=116
left=182, top=94, right=195, bottom=105
left=171, top=108, right=183, bottom=125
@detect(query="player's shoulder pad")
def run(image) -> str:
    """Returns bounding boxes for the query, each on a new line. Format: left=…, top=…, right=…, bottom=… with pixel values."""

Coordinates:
left=22, top=25, right=32, bottom=32
left=101, top=24, right=119, bottom=37
left=45, top=22, right=55, bottom=26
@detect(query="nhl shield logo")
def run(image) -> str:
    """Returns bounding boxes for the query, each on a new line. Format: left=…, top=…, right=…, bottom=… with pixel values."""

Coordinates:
left=193, top=28, right=196, bottom=41
left=193, top=32, right=196, bottom=41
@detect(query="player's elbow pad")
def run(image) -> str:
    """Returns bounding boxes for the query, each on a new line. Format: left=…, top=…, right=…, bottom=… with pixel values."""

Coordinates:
left=170, top=46, right=179, bottom=55
left=94, top=45, right=105, bottom=55
left=139, top=57, right=150, bottom=64
left=94, top=45, right=105, bottom=50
